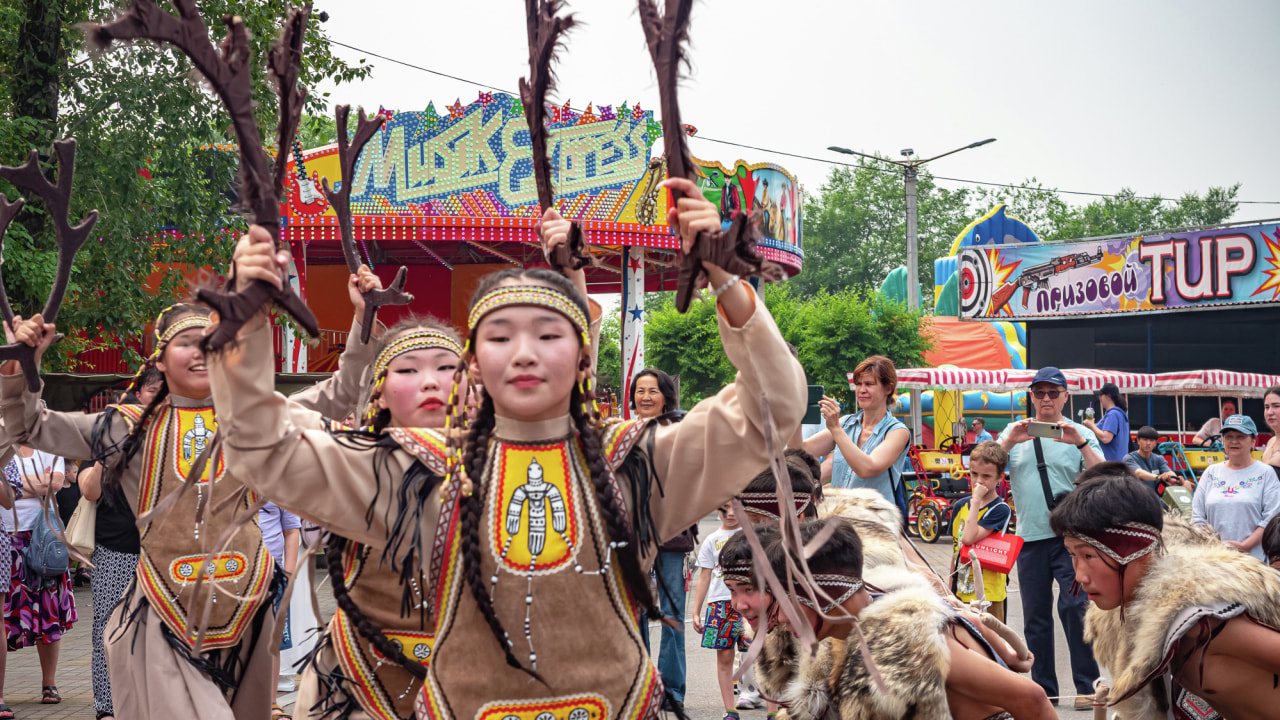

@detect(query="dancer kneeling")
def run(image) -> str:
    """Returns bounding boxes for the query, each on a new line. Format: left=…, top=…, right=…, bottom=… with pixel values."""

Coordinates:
left=1055, top=470, right=1280, bottom=720
left=737, top=517, right=1052, bottom=720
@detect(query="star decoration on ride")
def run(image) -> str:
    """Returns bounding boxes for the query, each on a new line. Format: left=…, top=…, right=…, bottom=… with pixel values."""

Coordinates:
left=478, top=91, right=494, bottom=106
left=599, top=105, right=615, bottom=120
left=644, top=118, right=663, bottom=144
left=631, top=103, right=645, bottom=120
left=628, top=305, right=644, bottom=322
left=448, top=98, right=465, bottom=120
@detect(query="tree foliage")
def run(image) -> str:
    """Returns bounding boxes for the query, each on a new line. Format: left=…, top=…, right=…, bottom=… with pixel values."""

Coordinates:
left=644, top=283, right=932, bottom=407
left=0, top=0, right=369, bottom=369
left=595, top=312, right=623, bottom=398
left=971, top=181, right=1241, bottom=242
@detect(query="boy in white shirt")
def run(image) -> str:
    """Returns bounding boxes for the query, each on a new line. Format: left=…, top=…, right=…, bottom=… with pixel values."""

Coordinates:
left=692, top=503, right=746, bottom=720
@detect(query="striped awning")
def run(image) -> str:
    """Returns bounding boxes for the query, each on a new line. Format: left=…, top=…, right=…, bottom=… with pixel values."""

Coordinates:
left=888, top=368, right=1162, bottom=394
left=1152, top=370, right=1280, bottom=397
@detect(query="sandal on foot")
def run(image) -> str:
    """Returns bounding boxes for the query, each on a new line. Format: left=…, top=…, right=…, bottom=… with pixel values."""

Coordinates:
left=271, top=703, right=291, bottom=720
left=0, top=703, right=14, bottom=719
left=41, top=686, right=60, bottom=704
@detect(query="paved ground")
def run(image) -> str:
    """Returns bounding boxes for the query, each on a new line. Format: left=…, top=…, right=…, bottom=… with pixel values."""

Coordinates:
left=4, top=517, right=1089, bottom=718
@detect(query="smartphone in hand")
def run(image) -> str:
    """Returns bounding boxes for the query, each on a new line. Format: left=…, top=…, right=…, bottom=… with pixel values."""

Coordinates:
left=1027, top=420, right=1064, bottom=440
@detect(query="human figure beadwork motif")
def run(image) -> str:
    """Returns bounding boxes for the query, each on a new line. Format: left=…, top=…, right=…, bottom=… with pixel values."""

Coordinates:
left=181, top=413, right=212, bottom=462
left=504, top=457, right=568, bottom=557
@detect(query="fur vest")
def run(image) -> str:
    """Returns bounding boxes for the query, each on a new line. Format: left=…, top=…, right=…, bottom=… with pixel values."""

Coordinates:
left=759, top=567, right=953, bottom=720
left=818, top=488, right=908, bottom=571
left=1085, top=519, right=1280, bottom=720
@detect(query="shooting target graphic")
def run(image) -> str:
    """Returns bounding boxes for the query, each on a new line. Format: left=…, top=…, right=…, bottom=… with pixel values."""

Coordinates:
left=959, top=249, right=995, bottom=317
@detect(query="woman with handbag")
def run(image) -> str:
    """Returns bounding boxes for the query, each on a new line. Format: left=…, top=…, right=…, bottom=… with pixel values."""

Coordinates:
left=0, top=445, right=75, bottom=709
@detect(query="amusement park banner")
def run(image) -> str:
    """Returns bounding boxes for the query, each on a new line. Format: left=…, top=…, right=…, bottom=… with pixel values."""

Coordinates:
left=958, top=222, right=1280, bottom=320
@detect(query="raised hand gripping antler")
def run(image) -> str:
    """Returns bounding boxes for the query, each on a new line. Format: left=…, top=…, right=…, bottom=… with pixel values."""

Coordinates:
left=89, top=1, right=319, bottom=350
left=321, top=105, right=412, bottom=343
left=0, top=140, right=99, bottom=391
left=637, top=0, right=782, bottom=312
left=519, top=0, right=591, bottom=273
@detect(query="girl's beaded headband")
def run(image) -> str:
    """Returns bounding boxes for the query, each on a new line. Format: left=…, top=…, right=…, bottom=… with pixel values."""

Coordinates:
left=467, top=284, right=590, bottom=348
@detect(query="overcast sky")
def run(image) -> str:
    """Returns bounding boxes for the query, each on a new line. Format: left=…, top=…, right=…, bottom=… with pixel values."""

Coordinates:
left=311, top=0, right=1280, bottom=222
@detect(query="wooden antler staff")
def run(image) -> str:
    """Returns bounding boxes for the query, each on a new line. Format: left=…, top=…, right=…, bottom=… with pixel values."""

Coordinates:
left=0, top=140, right=99, bottom=391
left=637, top=0, right=782, bottom=312
left=519, top=0, right=591, bottom=272
left=88, top=1, right=319, bottom=350
left=321, top=105, right=412, bottom=343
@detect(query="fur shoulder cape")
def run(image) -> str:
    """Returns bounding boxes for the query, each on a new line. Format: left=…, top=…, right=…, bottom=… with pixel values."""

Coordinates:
left=765, top=567, right=953, bottom=720
left=1086, top=527, right=1280, bottom=720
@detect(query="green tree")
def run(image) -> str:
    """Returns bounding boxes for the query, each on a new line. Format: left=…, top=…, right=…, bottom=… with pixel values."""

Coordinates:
left=972, top=182, right=1241, bottom=242
left=0, top=0, right=370, bottom=369
left=595, top=312, right=623, bottom=397
left=644, top=283, right=931, bottom=407
left=789, top=158, right=972, bottom=302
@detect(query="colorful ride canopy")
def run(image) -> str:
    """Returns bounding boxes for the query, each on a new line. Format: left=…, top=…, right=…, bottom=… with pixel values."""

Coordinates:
left=281, top=93, right=803, bottom=278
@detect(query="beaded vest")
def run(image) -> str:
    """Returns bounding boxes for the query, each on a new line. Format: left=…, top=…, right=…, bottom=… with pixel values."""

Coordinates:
left=117, top=401, right=274, bottom=651
left=329, top=428, right=448, bottom=720
left=418, top=417, right=660, bottom=720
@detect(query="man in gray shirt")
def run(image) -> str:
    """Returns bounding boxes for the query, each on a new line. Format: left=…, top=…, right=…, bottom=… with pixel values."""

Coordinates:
left=1123, top=426, right=1181, bottom=494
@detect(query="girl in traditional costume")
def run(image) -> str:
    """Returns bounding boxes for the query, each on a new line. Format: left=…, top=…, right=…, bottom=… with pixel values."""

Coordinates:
left=1057, top=471, right=1280, bottom=720
left=209, top=178, right=807, bottom=720
left=301, top=314, right=467, bottom=720
left=0, top=268, right=384, bottom=720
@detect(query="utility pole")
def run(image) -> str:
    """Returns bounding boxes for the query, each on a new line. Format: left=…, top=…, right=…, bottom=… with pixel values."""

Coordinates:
left=828, top=138, right=996, bottom=442
left=828, top=139, right=996, bottom=310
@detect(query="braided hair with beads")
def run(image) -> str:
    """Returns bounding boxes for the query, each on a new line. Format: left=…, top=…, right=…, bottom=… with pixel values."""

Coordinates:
left=439, top=268, right=661, bottom=677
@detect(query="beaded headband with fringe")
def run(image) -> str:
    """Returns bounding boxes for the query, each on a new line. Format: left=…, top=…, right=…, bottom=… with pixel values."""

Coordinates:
left=362, top=328, right=465, bottom=426
left=124, top=305, right=211, bottom=395
left=442, top=282, right=595, bottom=499
left=793, top=573, right=865, bottom=615
left=722, top=561, right=753, bottom=585
left=739, top=492, right=813, bottom=522
left=1066, top=521, right=1161, bottom=566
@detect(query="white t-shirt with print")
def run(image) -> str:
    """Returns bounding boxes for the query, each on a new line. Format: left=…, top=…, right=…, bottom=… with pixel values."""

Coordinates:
left=696, top=526, right=741, bottom=604
left=1192, top=460, right=1280, bottom=562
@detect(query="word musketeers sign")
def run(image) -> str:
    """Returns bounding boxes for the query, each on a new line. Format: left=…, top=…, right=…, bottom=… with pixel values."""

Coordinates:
left=958, top=222, right=1280, bottom=320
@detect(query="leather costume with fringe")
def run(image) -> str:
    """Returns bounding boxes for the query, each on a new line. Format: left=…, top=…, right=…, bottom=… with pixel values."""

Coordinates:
left=208, top=290, right=807, bottom=720
left=1085, top=515, right=1280, bottom=720
left=0, top=315, right=377, bottom=720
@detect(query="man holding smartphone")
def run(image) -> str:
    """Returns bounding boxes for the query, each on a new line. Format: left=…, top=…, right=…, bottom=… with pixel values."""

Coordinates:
left=997, top=367, right=1103, bottom=710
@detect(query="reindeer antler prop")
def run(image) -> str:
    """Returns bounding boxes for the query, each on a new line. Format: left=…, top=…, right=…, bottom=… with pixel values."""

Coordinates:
left=89, top=1, right=319, bottom=350
left=637, top=0, right=781, bottom=312
left=321, top=106, right=412, bottom=343
left=0, top=140, right=99, bottom=391
left=519, top=0, right=591, bottom=273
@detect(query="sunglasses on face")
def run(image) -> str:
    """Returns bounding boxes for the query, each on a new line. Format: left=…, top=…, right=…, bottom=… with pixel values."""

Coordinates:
left=1031, top=390, right=1063, bottom=400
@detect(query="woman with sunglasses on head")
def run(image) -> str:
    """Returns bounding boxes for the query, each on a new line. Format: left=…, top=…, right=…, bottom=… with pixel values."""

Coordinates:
left=207, top=178, right=807, bottom=720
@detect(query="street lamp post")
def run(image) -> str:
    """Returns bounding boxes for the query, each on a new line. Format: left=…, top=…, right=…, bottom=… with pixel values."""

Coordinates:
left=828, top=138, right=996, bottom=443
left=828, top=139, right=996, bottom=310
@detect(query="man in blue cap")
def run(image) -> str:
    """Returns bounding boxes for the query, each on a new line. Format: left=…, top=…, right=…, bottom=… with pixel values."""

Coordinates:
left=998, top=366, right=1103, bottom=709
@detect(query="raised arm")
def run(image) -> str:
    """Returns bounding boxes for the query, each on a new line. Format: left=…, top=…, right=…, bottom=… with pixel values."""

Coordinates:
left=210, top=228, right=423, bottom=548
left=647, top=284, right=807, bottom=540
left=210, top=311, right=408, bottom=549
left=0, top=319, right=116, bottom=461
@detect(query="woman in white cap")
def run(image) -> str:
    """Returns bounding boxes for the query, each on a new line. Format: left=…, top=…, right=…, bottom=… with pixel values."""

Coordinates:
left=1192, top=414, right=1280, bottom=561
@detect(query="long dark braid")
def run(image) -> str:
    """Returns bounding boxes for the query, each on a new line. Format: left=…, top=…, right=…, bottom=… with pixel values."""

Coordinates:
left=324, top=534, right=427, bottom=680
left=569, top=385, right=659, bottom=617
left=92, top=304, right=210, bottom=491
left=457, top=393, right=535, bottom=675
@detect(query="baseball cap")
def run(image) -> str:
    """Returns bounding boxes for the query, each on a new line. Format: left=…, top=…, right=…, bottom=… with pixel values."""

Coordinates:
left=1030, top=367, right=1067, bottom=388
left=1221, top=414, right=1257, bottom=436
left=1094, top=382, right=1121, bottom=402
